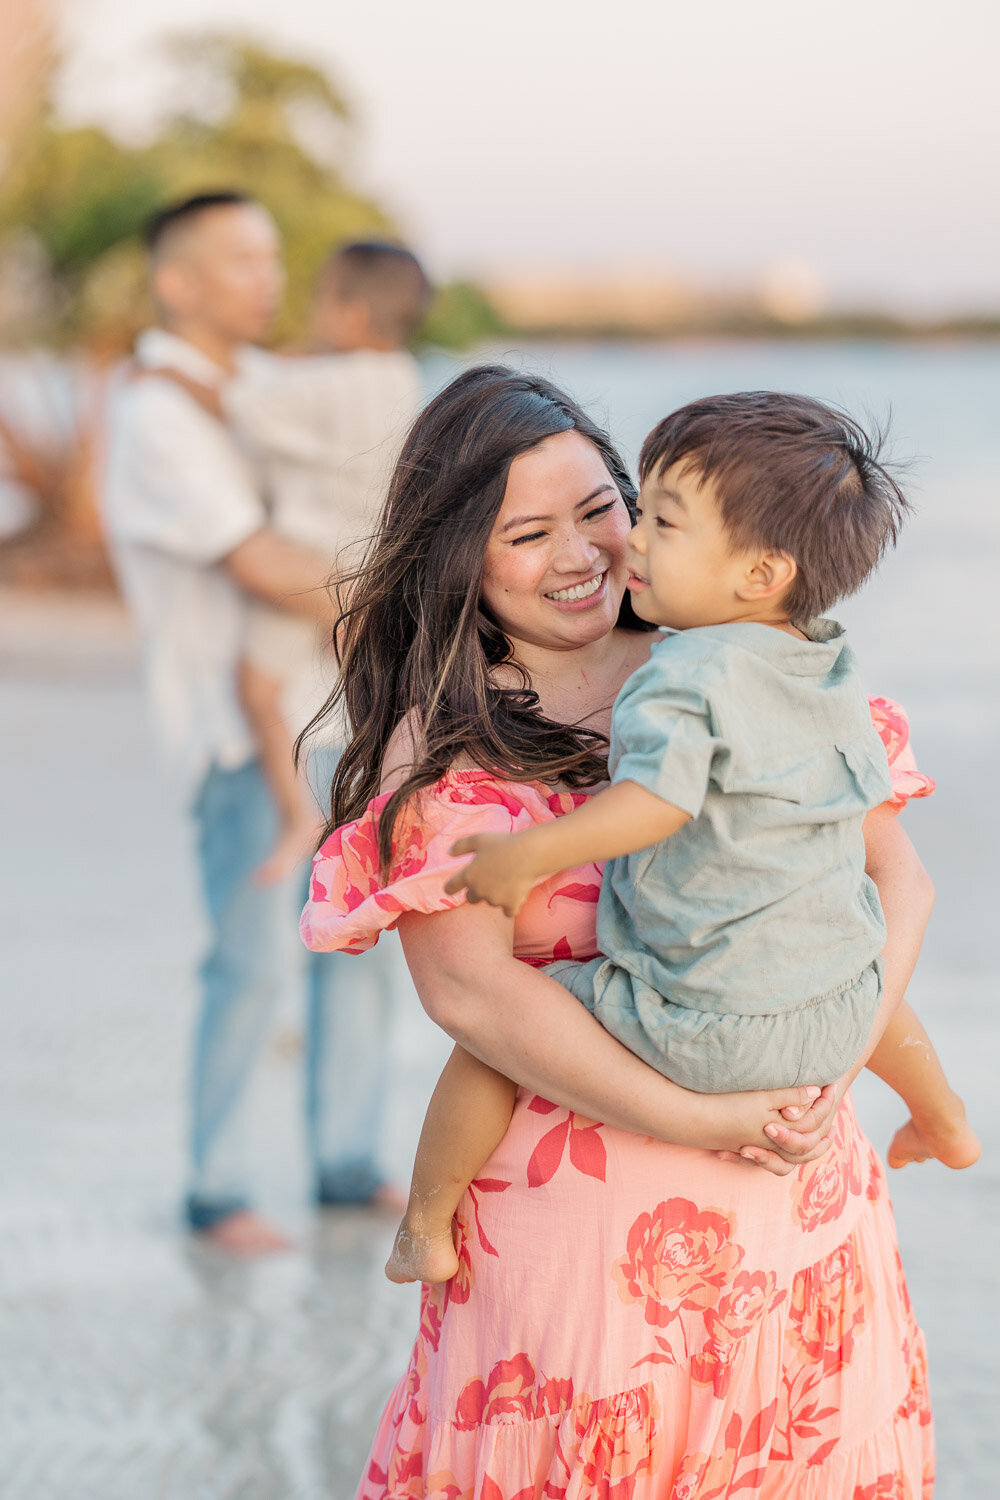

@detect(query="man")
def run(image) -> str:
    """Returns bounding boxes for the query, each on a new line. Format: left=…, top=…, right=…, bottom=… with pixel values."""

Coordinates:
left=103, top=192, right=402, bottom=1253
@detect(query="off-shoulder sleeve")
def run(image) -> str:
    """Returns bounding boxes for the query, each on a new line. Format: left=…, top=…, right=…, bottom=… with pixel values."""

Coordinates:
left=299, top=774, right=555, bottom=954
left=868, top=696, right=936, bottom=812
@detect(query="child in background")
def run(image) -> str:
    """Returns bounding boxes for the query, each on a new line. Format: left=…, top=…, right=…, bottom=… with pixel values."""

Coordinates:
left=228, top=242, right=429, bottom=880
left=168, top=242, right=430, bottom=880
left=388, top=391, right=979, bottom=1283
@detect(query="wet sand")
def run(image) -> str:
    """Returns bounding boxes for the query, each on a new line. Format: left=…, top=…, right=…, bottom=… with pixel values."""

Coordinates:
left=0, top=589, right=996, bottom=1499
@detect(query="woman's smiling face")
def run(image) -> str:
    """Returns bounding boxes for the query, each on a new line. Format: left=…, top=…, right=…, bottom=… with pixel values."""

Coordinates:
left=480, top=429, right=633, bottom=653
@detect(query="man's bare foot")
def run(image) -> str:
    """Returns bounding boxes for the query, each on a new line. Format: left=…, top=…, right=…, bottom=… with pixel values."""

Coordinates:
left=887, top=1101, right=981, bottom=1170
left=199, top=1210, right=293, bottom=1255
left=385, top=1218, right=459, bottom=1285
left=254, top=817, right=324, bottom=886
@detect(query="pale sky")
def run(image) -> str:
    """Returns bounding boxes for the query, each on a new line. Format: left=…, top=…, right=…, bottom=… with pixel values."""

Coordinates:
left=56, top=0, right=1000, bottom=314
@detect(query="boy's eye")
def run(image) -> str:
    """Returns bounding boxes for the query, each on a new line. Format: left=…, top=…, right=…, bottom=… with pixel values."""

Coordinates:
left=656, top=516, right=674, bottom=529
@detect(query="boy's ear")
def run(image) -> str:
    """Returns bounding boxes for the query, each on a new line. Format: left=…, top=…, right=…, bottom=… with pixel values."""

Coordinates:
left=738, top=550, right=797, bottom=602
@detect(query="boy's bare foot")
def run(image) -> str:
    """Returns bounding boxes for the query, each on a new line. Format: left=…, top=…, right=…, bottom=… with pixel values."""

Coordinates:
left=254, top=816, right=324, bottom=886
left=887, top=1100, right=981, bottom=1171
left=385, top=1218, right=459, bottom=1285
left=199, top=1210, right=293, bottom=1255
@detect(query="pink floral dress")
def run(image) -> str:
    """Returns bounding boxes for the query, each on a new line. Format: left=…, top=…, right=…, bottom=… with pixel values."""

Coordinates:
left=301, top=698, right=936, bottom=1500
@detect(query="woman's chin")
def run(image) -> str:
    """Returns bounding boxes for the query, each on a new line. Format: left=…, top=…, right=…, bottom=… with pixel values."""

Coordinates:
left=544, top=594, right=621, bottom=643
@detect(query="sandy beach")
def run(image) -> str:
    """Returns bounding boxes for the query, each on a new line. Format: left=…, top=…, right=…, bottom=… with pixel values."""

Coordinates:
left=1, top=571, right=996, bottom=1498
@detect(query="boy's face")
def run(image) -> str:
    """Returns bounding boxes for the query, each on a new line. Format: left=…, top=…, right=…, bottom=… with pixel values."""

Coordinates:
left=627, top=461, right=757, bottom=629
left=310, top=276, right=377, bottom=351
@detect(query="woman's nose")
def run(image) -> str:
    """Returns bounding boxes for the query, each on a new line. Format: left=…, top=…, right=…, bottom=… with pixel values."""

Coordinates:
left=557, top=527, right=602, bottom=570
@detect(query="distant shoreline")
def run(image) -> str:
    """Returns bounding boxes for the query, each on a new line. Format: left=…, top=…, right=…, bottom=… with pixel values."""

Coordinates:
left=467, top=319, right=1000, bottom=347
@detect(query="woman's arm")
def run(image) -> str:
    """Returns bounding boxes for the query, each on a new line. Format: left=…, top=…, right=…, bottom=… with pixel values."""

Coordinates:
left=397, top=902, right=834, bottom=1167
left=760, top=801, right=934, bottom=1154
left=858, top=802, right=935, bottom=1071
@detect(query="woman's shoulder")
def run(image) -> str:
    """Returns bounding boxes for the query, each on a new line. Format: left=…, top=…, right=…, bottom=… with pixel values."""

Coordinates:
left=300, top=767, right=585, bottom=954
left=867, top=695, right=936, bottom=810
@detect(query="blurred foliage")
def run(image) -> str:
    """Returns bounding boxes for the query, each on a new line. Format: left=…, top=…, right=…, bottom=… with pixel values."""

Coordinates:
left=420, top=279, right=506, bottom=351
left=0, top=33, right=493, bottom=351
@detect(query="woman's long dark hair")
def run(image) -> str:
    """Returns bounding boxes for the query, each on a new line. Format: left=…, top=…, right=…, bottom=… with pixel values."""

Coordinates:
left=302, top=363, right=648, bottom=871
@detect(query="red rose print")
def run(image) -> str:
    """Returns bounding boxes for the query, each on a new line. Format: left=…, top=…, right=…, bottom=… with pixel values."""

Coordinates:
left=455, top=1354, right=574, bottom=1430
left=790, top=1107, right=864, bottom=1231
left=690, top=1270, right=785, bottom=1397
left=853, top=1473, right=907, bottom=1500
left=613, top=1199, right=743, bottom=1327
left=552, top=1385, right=661, bottom=1500
left=787, top=1235, right=871, bottom=1375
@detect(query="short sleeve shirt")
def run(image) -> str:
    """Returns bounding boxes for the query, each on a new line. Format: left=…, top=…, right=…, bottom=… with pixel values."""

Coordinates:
left=598, top=619, right=891, bottom=1015
left=102, top=330, right=269, bottom=793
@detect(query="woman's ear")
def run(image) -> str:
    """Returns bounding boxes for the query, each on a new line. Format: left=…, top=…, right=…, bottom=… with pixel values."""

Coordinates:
left=738, top=550, right=797, bottom=602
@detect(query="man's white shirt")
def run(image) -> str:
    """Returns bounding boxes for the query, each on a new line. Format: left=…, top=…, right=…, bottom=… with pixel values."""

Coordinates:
left=102, top=329, right=272, bottom=797
left=103, top=332, right=423, bottom=796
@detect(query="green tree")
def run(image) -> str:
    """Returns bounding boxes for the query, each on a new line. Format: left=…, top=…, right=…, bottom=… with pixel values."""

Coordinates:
left=0, top=34, right=393, bottom=347
left=147, top=34, right=394, bottom=339
left=0, top=32, right=500, bottom=352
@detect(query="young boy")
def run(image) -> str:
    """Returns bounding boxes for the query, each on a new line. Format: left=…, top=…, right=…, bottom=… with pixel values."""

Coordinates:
left=231, top=242, right=430, bottom=880
left=163, top=242, right=430, bottom=880
left=388, top=391, right=979, bottom=1285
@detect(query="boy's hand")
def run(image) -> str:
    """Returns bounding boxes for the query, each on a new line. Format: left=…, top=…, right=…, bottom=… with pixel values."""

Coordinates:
left=445, top=833, right=538, bottom=917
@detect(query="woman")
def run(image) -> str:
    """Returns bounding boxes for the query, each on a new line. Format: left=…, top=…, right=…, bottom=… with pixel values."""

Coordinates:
left=302, top=367, right=935, bottom=1498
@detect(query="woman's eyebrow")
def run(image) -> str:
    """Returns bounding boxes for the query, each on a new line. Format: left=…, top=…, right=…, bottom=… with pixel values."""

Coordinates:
left=499, top=485, right=616, bottom=534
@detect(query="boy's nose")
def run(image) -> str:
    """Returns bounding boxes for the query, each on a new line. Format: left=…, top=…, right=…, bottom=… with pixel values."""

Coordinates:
left=628, top=522, right=646, bottom=555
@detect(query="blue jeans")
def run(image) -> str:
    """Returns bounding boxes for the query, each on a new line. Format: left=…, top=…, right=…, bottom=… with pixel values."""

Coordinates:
left=186, top=759, right=398, bottom=1229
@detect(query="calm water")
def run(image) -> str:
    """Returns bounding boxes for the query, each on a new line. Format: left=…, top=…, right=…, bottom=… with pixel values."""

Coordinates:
left=2, top=341, right=996, bottom=1498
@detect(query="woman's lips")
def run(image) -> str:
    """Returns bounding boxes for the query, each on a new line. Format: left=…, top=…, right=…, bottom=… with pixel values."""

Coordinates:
left=543, top=570, right=607, bottom=605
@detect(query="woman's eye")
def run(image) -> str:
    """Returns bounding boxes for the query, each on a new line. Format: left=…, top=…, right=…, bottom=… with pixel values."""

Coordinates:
left=584, top=501, right=617, bottom=522
left=510, top=531, right=546, bottom=546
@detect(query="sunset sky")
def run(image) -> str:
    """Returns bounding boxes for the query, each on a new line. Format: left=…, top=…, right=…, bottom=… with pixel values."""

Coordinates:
left=56, top=0, right=1000, bottom=315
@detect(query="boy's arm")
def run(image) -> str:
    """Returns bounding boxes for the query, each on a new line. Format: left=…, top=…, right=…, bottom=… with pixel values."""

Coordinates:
left=444, top=780, right=690, bottom=917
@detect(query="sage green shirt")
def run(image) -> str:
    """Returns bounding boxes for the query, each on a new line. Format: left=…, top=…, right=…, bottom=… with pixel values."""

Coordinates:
left=550, top=619, right=890, bottom=1092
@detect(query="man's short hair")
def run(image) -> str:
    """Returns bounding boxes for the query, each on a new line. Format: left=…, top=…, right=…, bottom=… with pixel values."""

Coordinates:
left=144, top=191, right=255, bottom=258
left=322, top=240, right=432, bottom=344
left=639, top=391, right=910, bottom=623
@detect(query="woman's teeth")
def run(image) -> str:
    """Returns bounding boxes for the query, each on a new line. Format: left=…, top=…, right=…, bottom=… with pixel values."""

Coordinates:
left=545, top=572, right=605, bottom=603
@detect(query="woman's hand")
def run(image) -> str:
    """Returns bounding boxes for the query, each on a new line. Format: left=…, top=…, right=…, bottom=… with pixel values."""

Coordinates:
left=711, top=1079, right=846, bottom=1175
left=399, top=902, right=852, bottom=1160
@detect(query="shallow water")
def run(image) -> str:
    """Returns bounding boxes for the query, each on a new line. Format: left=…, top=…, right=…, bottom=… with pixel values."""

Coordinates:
left=2, top=341, right=997, bottom=1498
